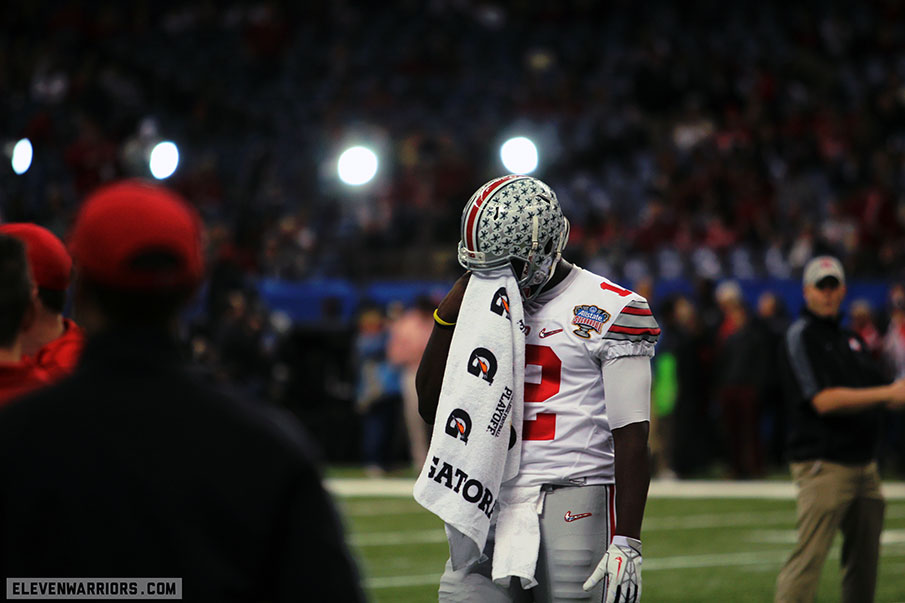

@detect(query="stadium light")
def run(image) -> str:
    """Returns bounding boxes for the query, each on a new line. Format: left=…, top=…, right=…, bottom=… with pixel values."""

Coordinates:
left=500, top=136, right=538, bottom=174
left=337, top=146, right=378, bottom=186
left=149, top=141, right=179, bottom=180
left=11, top=138, right=33, bottom=175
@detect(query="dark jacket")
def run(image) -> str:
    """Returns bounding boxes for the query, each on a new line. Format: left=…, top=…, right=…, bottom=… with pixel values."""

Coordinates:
left=0, top=329, right=364, bottom=603
left=780, top=308, right=888, bottom=464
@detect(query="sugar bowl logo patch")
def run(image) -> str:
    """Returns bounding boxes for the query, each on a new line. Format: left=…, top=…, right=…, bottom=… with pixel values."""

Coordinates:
left=572, top=305, right=611, bottom=338
left=467, top=347, right=498, bottom=384
left=490, top=287, right=511, bottom=319
left=445, top=408, right=472, bottom=444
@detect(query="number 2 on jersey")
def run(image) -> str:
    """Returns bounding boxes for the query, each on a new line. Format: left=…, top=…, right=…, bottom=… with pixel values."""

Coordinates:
left=523, top=344, right=561, bottom=441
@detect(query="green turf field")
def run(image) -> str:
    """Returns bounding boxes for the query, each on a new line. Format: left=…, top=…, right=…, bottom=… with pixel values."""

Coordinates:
left=337, top=490, right=905, bottom=602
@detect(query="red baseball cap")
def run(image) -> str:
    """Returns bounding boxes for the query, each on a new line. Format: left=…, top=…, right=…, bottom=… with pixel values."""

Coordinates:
left=0, top=223, right=72, bottom=290
left=68, top=180, right=204, bottom=290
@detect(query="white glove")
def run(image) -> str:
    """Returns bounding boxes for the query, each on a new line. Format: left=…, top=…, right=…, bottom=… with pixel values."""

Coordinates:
left=582, top=535, right=642, bottom=603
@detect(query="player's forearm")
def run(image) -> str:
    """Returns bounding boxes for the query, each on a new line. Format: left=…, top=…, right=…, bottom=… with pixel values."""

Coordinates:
left=415, top=325, right=455, bottom=424
left=811, top=385, right=893, bottom=414
left=612, top=421, right=651, bottom=540
left=415, top=273, right=471, bottom=424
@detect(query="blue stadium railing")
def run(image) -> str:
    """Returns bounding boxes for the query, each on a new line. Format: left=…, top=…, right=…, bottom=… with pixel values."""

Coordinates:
left=253, top=277, right=894, bottom=324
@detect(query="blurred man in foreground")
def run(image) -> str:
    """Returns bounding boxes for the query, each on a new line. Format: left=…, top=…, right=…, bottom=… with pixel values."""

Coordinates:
left=0, top=235, right=48, bottom=406
left=0, top=180, right=364, bottom=602
left=0, top=223, right=83, bottom=379
left=775, top=256, right=905, bottom=603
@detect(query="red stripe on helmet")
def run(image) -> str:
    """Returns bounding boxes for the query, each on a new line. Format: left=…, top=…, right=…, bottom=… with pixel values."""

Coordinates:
left=464, top=174, right=522, bottom=251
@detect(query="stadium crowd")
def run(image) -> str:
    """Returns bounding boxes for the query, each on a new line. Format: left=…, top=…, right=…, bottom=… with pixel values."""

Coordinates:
left=3, top=0, right=905, bottom=473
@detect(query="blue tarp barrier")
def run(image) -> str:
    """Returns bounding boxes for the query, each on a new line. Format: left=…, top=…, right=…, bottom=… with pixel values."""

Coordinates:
left=255, top=277, right=894, bottom=324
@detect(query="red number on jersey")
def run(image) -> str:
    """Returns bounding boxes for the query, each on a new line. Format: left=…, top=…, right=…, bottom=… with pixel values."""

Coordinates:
left=523, top=344, right=561, bottom=441
left=600, top=281, right=632, bottom=297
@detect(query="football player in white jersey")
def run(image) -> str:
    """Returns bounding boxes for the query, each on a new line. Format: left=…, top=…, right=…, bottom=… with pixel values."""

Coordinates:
left=417, top=175, right=659, bottom=603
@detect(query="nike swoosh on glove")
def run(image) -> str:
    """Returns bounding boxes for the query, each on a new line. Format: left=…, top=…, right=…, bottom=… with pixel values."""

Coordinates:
left=582, top=535, right=642, bottom=603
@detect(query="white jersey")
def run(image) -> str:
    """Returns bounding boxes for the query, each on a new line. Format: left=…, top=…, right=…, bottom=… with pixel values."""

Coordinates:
left=508, top=264, right=659, bottom=488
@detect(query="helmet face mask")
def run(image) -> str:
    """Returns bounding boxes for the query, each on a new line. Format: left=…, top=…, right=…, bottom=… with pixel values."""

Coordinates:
left=457, top=175, right=570, bottom=301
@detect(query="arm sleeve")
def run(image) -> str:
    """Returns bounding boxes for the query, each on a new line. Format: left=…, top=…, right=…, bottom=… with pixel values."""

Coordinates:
left=593, top=297, right=660, bottom=362
left=603, top=355, right=652, bottom=429
left=784, top=319, right=821, bottom=401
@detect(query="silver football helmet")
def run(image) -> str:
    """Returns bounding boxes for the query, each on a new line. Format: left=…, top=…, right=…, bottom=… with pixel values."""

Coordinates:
left=457, top=175, right=570, bottom=300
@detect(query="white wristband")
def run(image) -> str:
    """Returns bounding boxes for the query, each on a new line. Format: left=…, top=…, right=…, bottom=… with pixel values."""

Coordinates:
left=612, top=535, right=642, bottom=553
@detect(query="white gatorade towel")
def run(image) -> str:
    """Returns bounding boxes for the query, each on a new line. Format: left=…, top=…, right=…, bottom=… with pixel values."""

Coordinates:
left=414, top=267, right=526, bottom=570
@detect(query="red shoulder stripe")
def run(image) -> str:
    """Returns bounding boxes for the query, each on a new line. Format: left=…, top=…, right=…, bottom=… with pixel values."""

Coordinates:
left=620, top=306, right=653, bottom=316
left=608, top=325, right=661, bottom=336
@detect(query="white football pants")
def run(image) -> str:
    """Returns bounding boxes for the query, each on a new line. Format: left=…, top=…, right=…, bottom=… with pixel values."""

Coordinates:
left=438, top=484, right=615, bottom=603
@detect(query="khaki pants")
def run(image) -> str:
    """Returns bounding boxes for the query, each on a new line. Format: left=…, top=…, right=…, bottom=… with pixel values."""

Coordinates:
left=775, top=460, right=885, bottom=603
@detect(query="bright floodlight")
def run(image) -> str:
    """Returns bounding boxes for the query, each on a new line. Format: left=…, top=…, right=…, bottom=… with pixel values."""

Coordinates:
left=500, top=136, right=538, bottom=174
left=337, top=146, right=378, bottom=186
left=149, top=141, right=179, bottom=180
left=11, top=138, right=33, bottom=175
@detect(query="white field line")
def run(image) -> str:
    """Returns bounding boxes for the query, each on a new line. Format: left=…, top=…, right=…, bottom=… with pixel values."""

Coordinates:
left=350, top=511, right=905, bottom=547
left=329, top=478, right=415, bottom=498
left=327, top=478, right=905, bottom=500
left=352, top=529, right=447, bottom=547
left=339, top=499, right=423, bottom=516
left=341, top=499, right=905, bottom=520
left=348, top=513, right=803, bottom=548
left=645, top=504, right=905, bottom=530
left=366, top=547, right=905, bottom=589
left=749, top=529, right=905, bottom=545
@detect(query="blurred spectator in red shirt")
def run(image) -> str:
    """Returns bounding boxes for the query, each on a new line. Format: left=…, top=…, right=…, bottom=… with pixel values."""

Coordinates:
left=64, top=116, right=119, bottom=197
left=387, top=295, right=435, bottom=468
left=714, top=296, right=770, bottom=478
left=0, top=223, right=83, bottom=380
left=0, top=235, right=49, bottom=406
left=715, top=279, right=745, bottom=343
left=850, top=299, right=883, bottom=360
left=883, top=285, right=905, bottom=379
